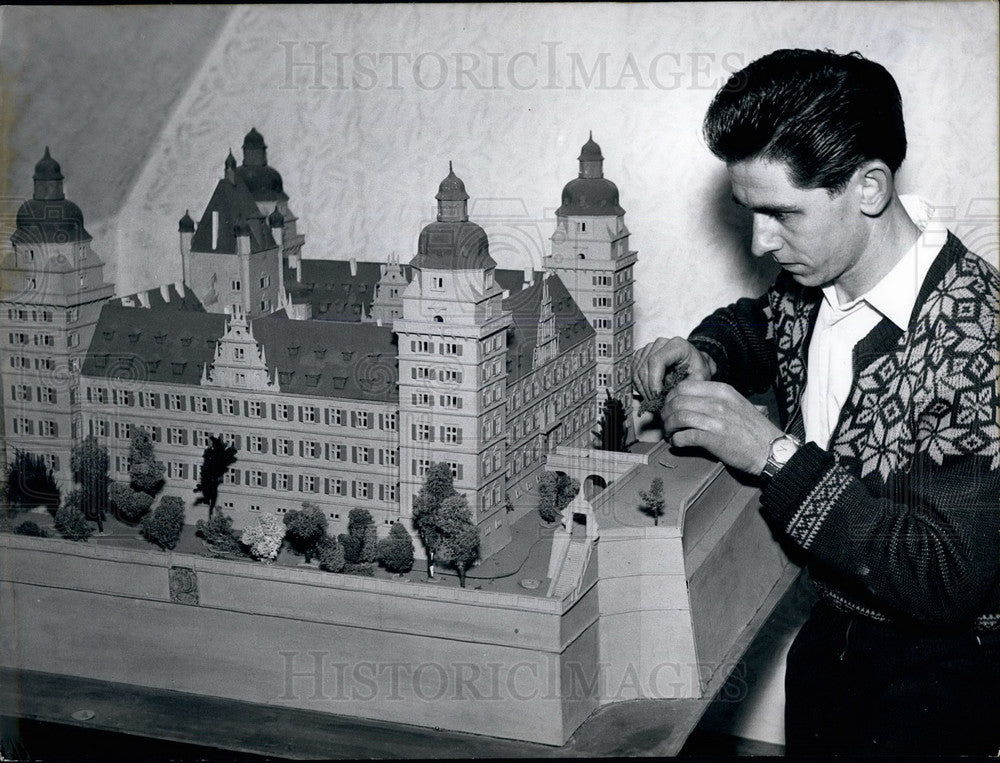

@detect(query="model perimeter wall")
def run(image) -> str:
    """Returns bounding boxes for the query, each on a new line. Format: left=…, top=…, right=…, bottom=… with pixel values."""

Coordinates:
left=0, top=534, right=600, bottom=746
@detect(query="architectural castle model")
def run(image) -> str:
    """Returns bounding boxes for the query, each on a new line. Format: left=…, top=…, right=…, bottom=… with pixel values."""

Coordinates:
left=2, top=130, right=637, bottom=559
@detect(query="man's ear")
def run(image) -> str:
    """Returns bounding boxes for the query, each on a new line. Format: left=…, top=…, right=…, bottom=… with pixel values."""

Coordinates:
left=857, top=160, right=894, bottom=217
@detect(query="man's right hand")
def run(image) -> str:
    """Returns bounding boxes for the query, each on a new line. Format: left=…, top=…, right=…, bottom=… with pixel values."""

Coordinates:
left=632, top=337, right=716, bottom=403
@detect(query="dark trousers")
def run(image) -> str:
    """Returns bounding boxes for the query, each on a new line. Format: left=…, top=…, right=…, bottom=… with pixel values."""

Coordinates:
left=785, top=603, right=1000, bottom=756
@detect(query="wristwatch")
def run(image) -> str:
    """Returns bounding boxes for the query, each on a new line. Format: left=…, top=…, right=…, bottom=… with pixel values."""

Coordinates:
left=761, top=434, right=802, bottom=480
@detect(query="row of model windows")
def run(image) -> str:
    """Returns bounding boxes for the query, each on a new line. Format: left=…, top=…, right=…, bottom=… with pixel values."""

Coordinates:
left=87, top=420, right=398, bottom=466
left=410, top=367, right=463, bottom=383
left=111, top=457, right=397, bottom=501
left=84, top=388, right=396, bottom=430
left=412, top=460, right=462, bottom=481
left=410, top=393, right=463, bottom=409
left=10, top=418, right=58, bottom=437
left=9, top=385, right=59, bottom=404
left=6, top=308, right=54, bottom=323
left=410, top=423, right=463, bottom=445
left=507, top=345, right=593, bottom=410
left=590, top=266, right=634, bottom=287
left=408, top=340, right=464, bottom=356
left=8, top=332, right=55, bottom=346
left=596, top=334, right=633, bottom=356
left=9, top=356, right=65, bottom=371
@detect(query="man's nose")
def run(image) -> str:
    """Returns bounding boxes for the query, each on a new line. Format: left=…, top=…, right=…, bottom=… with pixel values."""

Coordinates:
left=750, top=214, right=781, bottom=257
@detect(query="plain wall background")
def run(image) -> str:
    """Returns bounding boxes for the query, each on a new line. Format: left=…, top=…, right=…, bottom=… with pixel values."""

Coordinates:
left=2, top=3, right=997, bottom=349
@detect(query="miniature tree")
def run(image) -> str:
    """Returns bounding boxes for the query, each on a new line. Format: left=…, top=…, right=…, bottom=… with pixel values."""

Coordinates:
left=141, top=495, right=185, bottom=550
left=195, top=511, right=244, bottom=557
left=595, top=391, right=629, bottom=452
left=14, top=520, right=47, bottom=538
left=284, top=502, right=328, bottom=563
left=377, top=521, right=415, bottom=574
left=538, top=472, right=580, bottom=523
left=638, top=477, right=666, bottom=526
left=411, top=462, right=457, bottom=578
left=317, top=535, right=345, bottom=573
left=194, top=436, right=238, bottom=519
left=70, top=435, right=109, bottom=532
left=537, top=473, right=561, bottom=523
left=339, top=508, right=377, bottom=575
left=54, top=498, right=92, bottom=541
left=128, top=426, right=165, bottom=497
left=435, top=495, right=479, bottom=588
left=3, top=450, right=60, bottom=516
left=109, top=481, right=154, bottom=524
left=241, top=512, right=286, bottom=561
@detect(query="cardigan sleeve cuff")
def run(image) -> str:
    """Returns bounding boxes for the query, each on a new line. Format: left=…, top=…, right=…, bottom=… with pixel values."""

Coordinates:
left=759, top=441, right=835, bottom=529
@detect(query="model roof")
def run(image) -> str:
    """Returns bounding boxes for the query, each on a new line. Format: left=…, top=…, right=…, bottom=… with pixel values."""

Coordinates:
left=84, top=284, right=398, bottom=402
left=251, top=311, right=399, bottom=402
left=12, top=148, right=92, bottom=245
left=504, top=273, right=595, bottom=384
left=190, top=171, right=277, bottom=254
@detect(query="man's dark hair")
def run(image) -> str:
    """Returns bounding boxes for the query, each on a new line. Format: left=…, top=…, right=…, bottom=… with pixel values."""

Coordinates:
left=703, top=49, right=906, bottom=193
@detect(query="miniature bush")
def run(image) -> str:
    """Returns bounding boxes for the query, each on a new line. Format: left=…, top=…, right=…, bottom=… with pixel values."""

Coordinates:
left=377, top=522, right=415, bottom=573
left=141, top=496, right=185, bottom=550
left=54, top=502, right=92, bottom=541
left=241, top=512, right=286, bottom=561
left=14, top=520, right=47, bottom=538
left=128, top=427, right=165, bottom=496
left=339, top=508, right=375, bottom=564
left=195, top=511, right=244, bottom=556
left=317, top=535, right=345, bottom=573
left=342, top=562, right=375, bottom=577
left=537, top=472, right=580, bottom=523
left=283, top=502, right=328, bottom=563
left=3, top=450, right=60, bottom=515
left=109, top=482, right=154, bottom=524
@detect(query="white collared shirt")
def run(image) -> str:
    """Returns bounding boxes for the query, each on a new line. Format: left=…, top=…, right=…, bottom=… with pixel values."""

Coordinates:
left=803, top=196, right=947, bottom=448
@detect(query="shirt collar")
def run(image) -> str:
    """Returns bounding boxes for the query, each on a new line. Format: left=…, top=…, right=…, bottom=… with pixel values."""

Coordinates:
left=821, top=195, right=947, bottom=329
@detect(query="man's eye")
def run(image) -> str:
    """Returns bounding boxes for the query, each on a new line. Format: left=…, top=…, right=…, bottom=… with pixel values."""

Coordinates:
left=772, top=212, right=789, bottom=223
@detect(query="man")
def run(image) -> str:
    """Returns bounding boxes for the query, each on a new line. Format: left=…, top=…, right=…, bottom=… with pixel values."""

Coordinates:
left=633, top=49, right=999, bottom=755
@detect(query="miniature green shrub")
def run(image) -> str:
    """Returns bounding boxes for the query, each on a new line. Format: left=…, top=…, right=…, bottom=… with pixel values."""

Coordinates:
left=377, top=522, right=415, bottom=573
left=14, top=520, right=47, bottom=537
left=241, top=512, right=285, bottom=561
left=141, top=496, right=185, bottom=550
left=283, top=502, right=328, bottom=563
left=195, top=511, right=244, bottom=556
left=317, top=535, right=345, bottom=573
left=109, top=482, right=154, bottom=523
left=54, top=503, right=92, bottom=541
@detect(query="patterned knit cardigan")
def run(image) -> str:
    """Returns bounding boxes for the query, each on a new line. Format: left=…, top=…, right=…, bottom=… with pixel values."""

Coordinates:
left=689, top=232, right=1000, bottom=631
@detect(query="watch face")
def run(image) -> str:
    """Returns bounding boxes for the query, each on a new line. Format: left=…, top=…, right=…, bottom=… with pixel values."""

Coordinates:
left=772, top=437, right=799, bottom=464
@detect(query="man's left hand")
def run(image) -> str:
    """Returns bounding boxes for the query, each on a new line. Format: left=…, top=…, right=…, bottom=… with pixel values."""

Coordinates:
left=660, top=380, right=783, bottom=476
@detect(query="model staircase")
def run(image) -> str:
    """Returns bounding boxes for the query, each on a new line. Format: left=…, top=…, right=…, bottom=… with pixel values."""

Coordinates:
left=550, top=539, right=589, bottom=599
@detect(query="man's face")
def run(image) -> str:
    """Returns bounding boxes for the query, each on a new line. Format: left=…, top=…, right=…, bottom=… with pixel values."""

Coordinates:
left=728, top=158, right=868, bottom=293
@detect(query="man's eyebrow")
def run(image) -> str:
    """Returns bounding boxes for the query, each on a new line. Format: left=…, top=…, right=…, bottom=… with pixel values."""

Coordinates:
left=731, top=195, right=799, bottom=215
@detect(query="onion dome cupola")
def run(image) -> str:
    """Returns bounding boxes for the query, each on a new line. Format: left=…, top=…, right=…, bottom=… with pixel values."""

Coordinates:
left=435, top=161, right=469, bottom=222
left=12, top=147, right=91, bottom=245
left=235, top=128, right=287, bottom=202
left=33, top=146, right=65, bottom=200
left=224, top=150, right=238, bottom=183
left=178, top=210, right=195, bottom=233
left=412, top=163, right=495, bottom=271
left=242, top=127, right=267, bottom=165
left=557, top=132, right=625, bottom=217
left=233, top=215, right=252, bottom=238
left=268, top=205, right=284, bottom=229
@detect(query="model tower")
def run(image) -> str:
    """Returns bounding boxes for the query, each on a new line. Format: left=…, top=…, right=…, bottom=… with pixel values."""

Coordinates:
left=546, top=134, right=636, bottom=412
left=182, top=151, right=283, bottom=318
left=395, top=165, right=514, bottom=557
left=1, top=148, right=115, bottom=485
